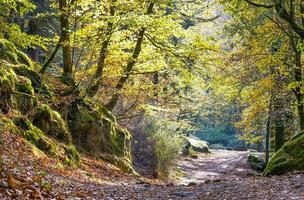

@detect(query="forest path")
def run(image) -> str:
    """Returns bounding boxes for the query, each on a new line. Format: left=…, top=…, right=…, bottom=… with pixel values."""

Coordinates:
left=177, top=150, right=253, bottom=185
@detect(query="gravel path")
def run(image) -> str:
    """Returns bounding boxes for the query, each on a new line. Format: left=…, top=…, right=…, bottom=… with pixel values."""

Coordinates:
left=177, top=150, right=252, bottom=185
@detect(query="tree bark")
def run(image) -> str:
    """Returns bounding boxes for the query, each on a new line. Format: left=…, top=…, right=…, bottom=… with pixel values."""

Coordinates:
left=27, top=19, right=39, bottom=61
left=265, top=91, right=273, bottom=164
left=289, top=32, right=304, bottom=130
left=87, top=0, right=117, bottom=97
left=106, top=2, right=155, bottom=111
left=59, top=0, right=72, bottom=76
left=273, top=85, right=286, bottom=152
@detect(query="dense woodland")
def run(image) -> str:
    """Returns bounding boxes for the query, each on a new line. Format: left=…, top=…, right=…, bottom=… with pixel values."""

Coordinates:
left=0, top=0, right=304, bottom=199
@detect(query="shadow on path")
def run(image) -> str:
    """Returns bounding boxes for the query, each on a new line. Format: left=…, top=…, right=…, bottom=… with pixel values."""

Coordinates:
left=177, top=150, right=253, bottom=185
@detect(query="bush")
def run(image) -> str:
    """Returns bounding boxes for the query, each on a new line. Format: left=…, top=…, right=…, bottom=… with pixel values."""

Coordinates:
left=144, top=117, right=183, bottom=179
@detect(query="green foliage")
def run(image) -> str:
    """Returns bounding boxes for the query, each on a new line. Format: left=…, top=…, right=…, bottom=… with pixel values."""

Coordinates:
left=144, top=117, right=183, bottom=178
left=197, top=125, right=244, bottom=148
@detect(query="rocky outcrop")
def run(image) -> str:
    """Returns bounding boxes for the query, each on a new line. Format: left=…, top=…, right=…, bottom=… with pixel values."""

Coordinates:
left=0, top=39, right=133, bottom=173
left=33, top=104, right=72, bottom=144
left=67, top=99, right=133, bottom=173
left=264, top=132, right=304, bottom=176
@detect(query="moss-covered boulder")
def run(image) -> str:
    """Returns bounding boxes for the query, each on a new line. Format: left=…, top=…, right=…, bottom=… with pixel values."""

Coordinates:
left=182, top=137, right=210, bottom=156
left=248, top=154, right=265, bottom=172
left=0, top=116, right=20, bottom=144
left=14, top=117, right=79, bottom=165
left=0, top=61, right=36, bottom=114
left=12, top=64, right=51, bottom=96
left=264, top=132, right=304, bottom=176
left=0, top=64, right=17, bottom=114
left=33, top=104, right=71, bottom=144
left=67, top=99, right=133, bottom=172
left=0, top=39, right=32, bottom=67
left=14, top=76, right=36, bottom=114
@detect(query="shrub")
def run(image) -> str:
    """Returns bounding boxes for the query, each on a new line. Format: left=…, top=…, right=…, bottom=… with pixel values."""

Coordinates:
left=144, top=117, right=183, bottom=179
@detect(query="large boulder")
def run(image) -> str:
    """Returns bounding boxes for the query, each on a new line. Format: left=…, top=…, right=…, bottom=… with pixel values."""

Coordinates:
left=67, top=99, right=133, bottom=172
left=0, top=62, right=36, bottom=114
left=14, top=75, right=36, bottom=114
left=33, top=104, right=72, bottom=144
left=248, top=154, right=265, bottom=172
left=0, top=64, right=16, bottom=114
left=182, top=137, right=210, bottom=156
left=0, top=39, right=32, bottom=67
left=12, top=64, right=50, bottom=95
left=264, top=132, right=304, bottom=176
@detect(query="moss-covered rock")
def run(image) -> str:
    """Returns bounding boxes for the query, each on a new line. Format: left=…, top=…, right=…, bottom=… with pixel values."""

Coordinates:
left=33, top=104, right=71, bottom=144
left=0, top=64, right=17, bottom=114
left=182, top=137, right=210, bottom=156
left=264, top=132, right=304, bottom=176
left=248, top=154, right=265, bottom=172
left=12, top=64, right=51, bottom=96
left=0, top=39, right=32, bottom=67
left=14, top=117, right=80, bottom=165
left=0, top=116, right=20, bottom=143
left=64, top=145, right=80, bottom=164
left=14, top=76, right=36, bottom=114
left=67, top=99, right=133, bottom=172
left=14, top=117, right=56, bottom=156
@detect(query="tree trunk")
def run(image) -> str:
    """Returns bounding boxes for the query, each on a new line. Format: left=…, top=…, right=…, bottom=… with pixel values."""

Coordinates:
left=59, top=0, right=72, bottom=76
left=293, top=49, right=304, bottom=130
left=106, top=2, right=155, bottom=111
left=27, top=19, right=39, bottom=61
left=273, top=90, right=286, bottom=152
left=265, top=91, right=273, bottom=164
left=87, top=0, right=117, bottom=97
left=40, top=36, right=64, bottom=74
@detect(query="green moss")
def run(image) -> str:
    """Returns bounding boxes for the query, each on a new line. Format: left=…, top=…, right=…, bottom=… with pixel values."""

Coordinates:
left=0, top=66, right=17, bottom=90
left=97, top=105, right=117, bottom=123
left=0, top=39, right=32, bottom=67
left=13, top=117, right=56, bottom=156
left=14, top=76, right=36, bottom=114
left=12, top=64, right=51, bottom=96
left=182, top=137, right=210, bottom=156
left=67, top=100, right=133, bottom=172
left=0, top=65, right=17, bottom=113
left=33, top=104, right=72, bottom=144
left=64, top=145, right=80, bottom=163
left=100, top=154, right=134, bottom=173
left=264, top=132, right=304, bottom=176
left=0, top=116, right=20, bottom=143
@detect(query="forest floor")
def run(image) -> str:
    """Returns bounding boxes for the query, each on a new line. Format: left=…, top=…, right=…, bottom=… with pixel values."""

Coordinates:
left=177, top=150, right=253, bottom=185
left=1, top=132, right=304, bottom=199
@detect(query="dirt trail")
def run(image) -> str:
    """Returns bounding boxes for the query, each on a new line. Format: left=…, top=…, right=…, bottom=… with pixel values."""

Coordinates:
left=177, top=150, right=253, bottom=185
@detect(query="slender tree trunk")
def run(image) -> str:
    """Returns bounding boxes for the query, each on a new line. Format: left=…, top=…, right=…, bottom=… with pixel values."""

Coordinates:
left=273, top=85, right=286, bottom=152
left=40, top=36, right=64, bottom=74
left=106, top=2, right=155, bottom=111
left=59, top=0, right=72, bottom=76
left=27, top=19, right=39, bottom=61
left=152, top=72, right=159, bottom=104
left=265, top=91, right=273, bottom=164
left=87, top=0, right=117, bottom=97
